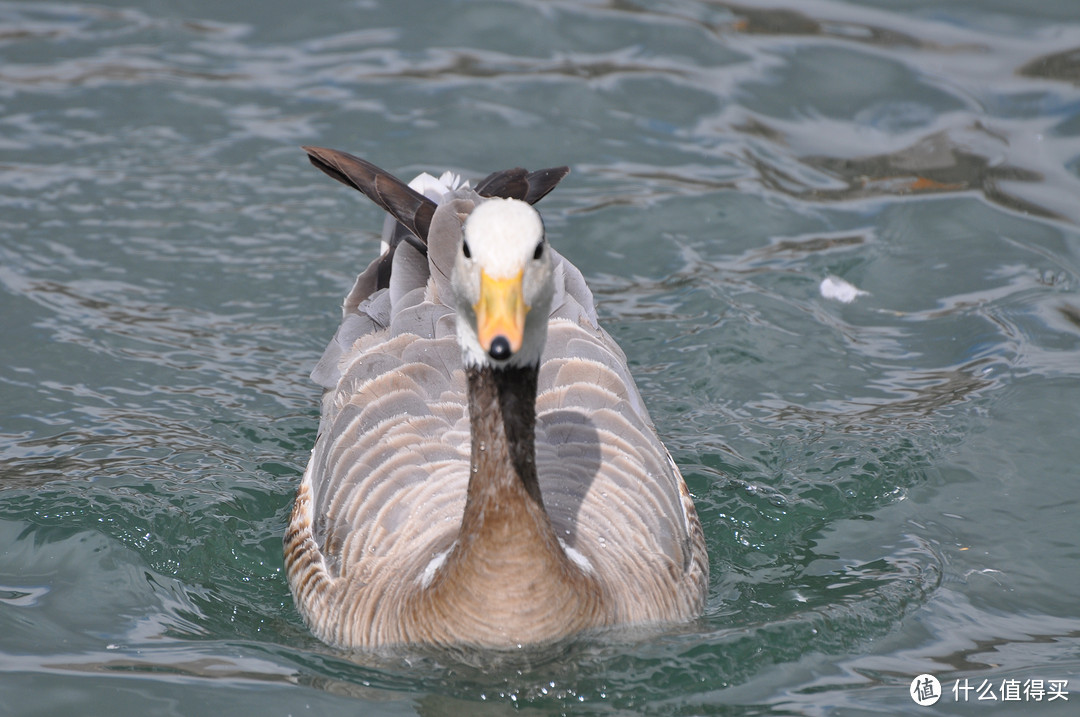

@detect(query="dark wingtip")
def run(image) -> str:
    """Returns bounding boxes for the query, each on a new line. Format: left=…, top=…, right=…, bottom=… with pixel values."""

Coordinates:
left=476, top=165, right=571, bottom=205
left=303, top=146, right=360, bottom=191
left=523, top=166, right=570, bottom=205
left=301, top=146, right=435, bottom=252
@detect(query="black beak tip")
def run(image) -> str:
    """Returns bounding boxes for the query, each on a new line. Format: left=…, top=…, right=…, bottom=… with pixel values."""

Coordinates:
left=488, top=336, right=512, bottom=361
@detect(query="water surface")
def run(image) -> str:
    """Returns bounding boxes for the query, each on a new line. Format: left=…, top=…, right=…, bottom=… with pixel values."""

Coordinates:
left=2, top=1, right=1080, bottom=714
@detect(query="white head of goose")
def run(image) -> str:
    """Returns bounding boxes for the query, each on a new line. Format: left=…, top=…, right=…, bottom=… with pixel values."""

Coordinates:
left=286, top=147, right=708, bottom=650
left=453, top=198, right=553, bottom=368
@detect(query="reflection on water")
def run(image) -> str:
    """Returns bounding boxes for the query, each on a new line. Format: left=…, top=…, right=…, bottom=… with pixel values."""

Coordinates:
left=1020, top=46, right=1080, bottom=84
left=759, top=360, right=995, bottom=425
left=2, top=0, right=1080, bottom=714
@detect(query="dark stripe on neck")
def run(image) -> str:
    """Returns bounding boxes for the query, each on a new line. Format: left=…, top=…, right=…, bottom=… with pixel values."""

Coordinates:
left=465, top=362, right=542, bottom=508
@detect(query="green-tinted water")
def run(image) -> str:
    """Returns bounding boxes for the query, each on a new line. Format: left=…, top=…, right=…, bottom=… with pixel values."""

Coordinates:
left=2, top=1, right=1079, bottom=714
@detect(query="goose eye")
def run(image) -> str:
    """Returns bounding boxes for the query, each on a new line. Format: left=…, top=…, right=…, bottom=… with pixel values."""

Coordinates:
left=533, top=242, right=544, bottom=261
left=462, top=240, right=472, bottom=259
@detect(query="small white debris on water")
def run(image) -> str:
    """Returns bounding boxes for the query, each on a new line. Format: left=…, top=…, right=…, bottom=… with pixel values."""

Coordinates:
left=820, top=275, right=869, bottom=303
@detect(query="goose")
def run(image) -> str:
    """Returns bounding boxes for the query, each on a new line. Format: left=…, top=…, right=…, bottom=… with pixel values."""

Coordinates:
left=285, top=147, right=708, bottom=649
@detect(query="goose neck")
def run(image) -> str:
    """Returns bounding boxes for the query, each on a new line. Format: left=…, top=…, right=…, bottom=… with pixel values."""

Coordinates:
left=464, top=363, right=543, bottom=511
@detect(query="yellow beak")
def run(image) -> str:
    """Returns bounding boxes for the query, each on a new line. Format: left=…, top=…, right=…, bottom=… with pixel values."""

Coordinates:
left=474, top=270, right=528, bottom=356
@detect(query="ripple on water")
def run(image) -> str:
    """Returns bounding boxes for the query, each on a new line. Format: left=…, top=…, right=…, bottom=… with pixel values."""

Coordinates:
left=1, top=0, right=1080, bottom=712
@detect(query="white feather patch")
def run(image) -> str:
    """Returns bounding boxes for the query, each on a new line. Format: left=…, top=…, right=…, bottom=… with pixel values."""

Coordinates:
left=408, top=171, right=467, bottom=204
left=559, top=538, right=595, bottom=574
left=419, top=546, right=451, bottom=588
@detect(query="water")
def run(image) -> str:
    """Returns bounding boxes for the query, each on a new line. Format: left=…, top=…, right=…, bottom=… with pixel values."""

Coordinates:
left=2, top=0, right=1079, bottom=714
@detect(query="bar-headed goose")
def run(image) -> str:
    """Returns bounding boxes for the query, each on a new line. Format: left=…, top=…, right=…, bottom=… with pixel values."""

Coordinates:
left=286, top=147, right=707, bottom=649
